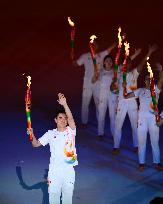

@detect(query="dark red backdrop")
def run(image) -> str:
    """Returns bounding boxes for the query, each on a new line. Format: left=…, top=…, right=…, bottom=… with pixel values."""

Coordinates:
left=0, top=0, right=163, bottom=110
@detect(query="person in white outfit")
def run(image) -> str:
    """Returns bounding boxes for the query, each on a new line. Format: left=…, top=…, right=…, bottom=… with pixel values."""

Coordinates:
left=125, top=69, right=163, bottom=172
left=95, top=54, right=118, bottom=141
left=27, top=93, right=78, bottom=204
left=112, top=45, right=158, bottom=155
left=73, top=41, right=116, bottom=128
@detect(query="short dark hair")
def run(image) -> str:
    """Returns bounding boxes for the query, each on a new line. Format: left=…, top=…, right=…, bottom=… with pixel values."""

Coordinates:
left=103, top=54, right=113, bottom=63
left=54, top=108, right=66, bottom=119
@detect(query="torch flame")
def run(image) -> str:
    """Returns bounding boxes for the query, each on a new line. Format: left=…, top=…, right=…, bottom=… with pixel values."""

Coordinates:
left=147, top=58, right=153, bottom=78
left=124, top=41, right=130, bottom=57
left=27, top=76, right=31, bottom=88
left=90, top=35, right=97, bottom=43
left=118, top=27, right=122, bottom=48
left=68, top=17, right=74, bottom=27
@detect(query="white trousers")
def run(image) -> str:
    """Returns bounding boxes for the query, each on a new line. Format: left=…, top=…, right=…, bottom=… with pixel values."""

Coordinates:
left=98, top=93, right=118, bottom=136
left=138, top=111, right=160, bottom=164
left=114, top=98, right=138, bottom=148
left=48, top=166, right=75, bottom=204
left=81, top=81, right=99, bottom=124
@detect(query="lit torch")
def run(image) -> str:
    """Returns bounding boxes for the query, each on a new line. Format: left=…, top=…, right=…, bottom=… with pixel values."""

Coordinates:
left=25, top=76, right=33, bottom=141
left=122, top=41, right=130, bottom=97
left=68, top=17, right=75, bottom=61
left=89, top=35, right=98, bottom=82
left=110, top=27, right=122, bottom=94
left=146, top=57, right=160, bottom=123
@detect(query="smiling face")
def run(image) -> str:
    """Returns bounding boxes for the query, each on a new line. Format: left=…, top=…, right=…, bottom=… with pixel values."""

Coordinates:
left=103, top=57, right=113, bottom=71
left=55, top=113, right=68, bottom=130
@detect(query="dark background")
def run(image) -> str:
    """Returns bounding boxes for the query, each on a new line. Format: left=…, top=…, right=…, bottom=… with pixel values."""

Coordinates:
left=0, top=0, right=163, bottom=112
left=0, top=2, right=163, bottom=203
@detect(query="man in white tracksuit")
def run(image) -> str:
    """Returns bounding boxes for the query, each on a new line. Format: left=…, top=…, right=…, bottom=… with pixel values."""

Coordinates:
left=125, top=70, right=163, bottom=171
left=74, top=41, right=116, bottom=128
left=28, top=93, right=78, bottom=204
left=112, top=45, right=158, bottom=155
left=96, top=54, right=118, bottom=140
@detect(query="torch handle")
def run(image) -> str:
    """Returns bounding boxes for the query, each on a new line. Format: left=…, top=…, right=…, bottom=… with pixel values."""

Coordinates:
left=150, top=78, right=160, bottom=123
left=70, top=27, right=75, bottom=61
left=25, top=89, right=33, bottom=141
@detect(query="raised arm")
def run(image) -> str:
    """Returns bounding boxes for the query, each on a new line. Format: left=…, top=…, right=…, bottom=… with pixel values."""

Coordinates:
left=27, top=128, right=42, bottom=147
left=137, top=44, right=158, bottom=73
left=130, top=48, right=142, bottom=61
left=57, top=93, right=76, bottom=129
left=157, top=69, right=163, bottom=90
left=107, top=42, right=117, bottom=53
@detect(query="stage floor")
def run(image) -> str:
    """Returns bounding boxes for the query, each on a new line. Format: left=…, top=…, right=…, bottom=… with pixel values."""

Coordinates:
left=1, top=107, right=163, bottom=204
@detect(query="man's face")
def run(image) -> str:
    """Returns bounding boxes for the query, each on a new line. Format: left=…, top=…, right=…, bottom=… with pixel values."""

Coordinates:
left=55, top=113, right=68, bottom=128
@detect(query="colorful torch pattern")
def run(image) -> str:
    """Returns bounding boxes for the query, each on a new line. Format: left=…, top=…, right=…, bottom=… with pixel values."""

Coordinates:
left=122, top=41, right=130, bottom=97
left=89, top=35, right=98, bottom=78
left=68, top=17, right=75, bottom=61
left=110, top=27, right=122, bottom=94
left=147, top=57, right=160, bottom=123
left=25, top=76, right=33, bottom=141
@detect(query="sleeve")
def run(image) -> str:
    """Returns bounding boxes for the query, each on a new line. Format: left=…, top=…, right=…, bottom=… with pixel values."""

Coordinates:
left=67, top=126, right=76, bottom=136
left=133, top=67, right=139, bottom=78
left=134, top=88, right=141, bottom=98
left=155, top=85, right=161, bottom=94
left=100, top=50, right=108, bottom=59
left=76, top=54, right=85, bottom=66
left=38, top=131, right=51, bottom=146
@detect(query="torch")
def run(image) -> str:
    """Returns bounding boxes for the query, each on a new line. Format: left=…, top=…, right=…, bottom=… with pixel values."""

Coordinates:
left=89, top=35, right=98, bottom=82
left=68, top=17, right=75, bottom=61
left=25, top=76, right=33, bottom=141
left=110, top=27, right=122, bottom=94
left=122, top=41, right=130, bottom=97
left=147, top=57, right=160, bottom=123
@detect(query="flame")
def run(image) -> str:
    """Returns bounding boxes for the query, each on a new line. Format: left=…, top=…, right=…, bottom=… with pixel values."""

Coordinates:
left=68, top=17, right=74, bottom=27
left=27, top=76, right=31, bottom=88
left=147, top=59, right=153, bottom=78
left=124, top=41, right=130, bottom=57
left=118, top=27, right=122, bottom=48
left=90, top=35, right=97, bottom=43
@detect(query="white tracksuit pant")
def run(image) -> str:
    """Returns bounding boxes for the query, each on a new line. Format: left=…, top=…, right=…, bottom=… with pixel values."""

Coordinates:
left=81, top=80, right=99, bottom=124
left=138, top=111, right=160, bottom=164
left=114, top=98, right=138, bottom=148
left=48, top=165, right=75, bottom=204
left=98, top=93, right=118, bottom=136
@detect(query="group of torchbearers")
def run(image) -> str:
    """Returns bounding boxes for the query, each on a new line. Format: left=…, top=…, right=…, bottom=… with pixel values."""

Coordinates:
left=73, top=39, right=163, bottom=173
left=25, top=25, right=163, bottom=204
